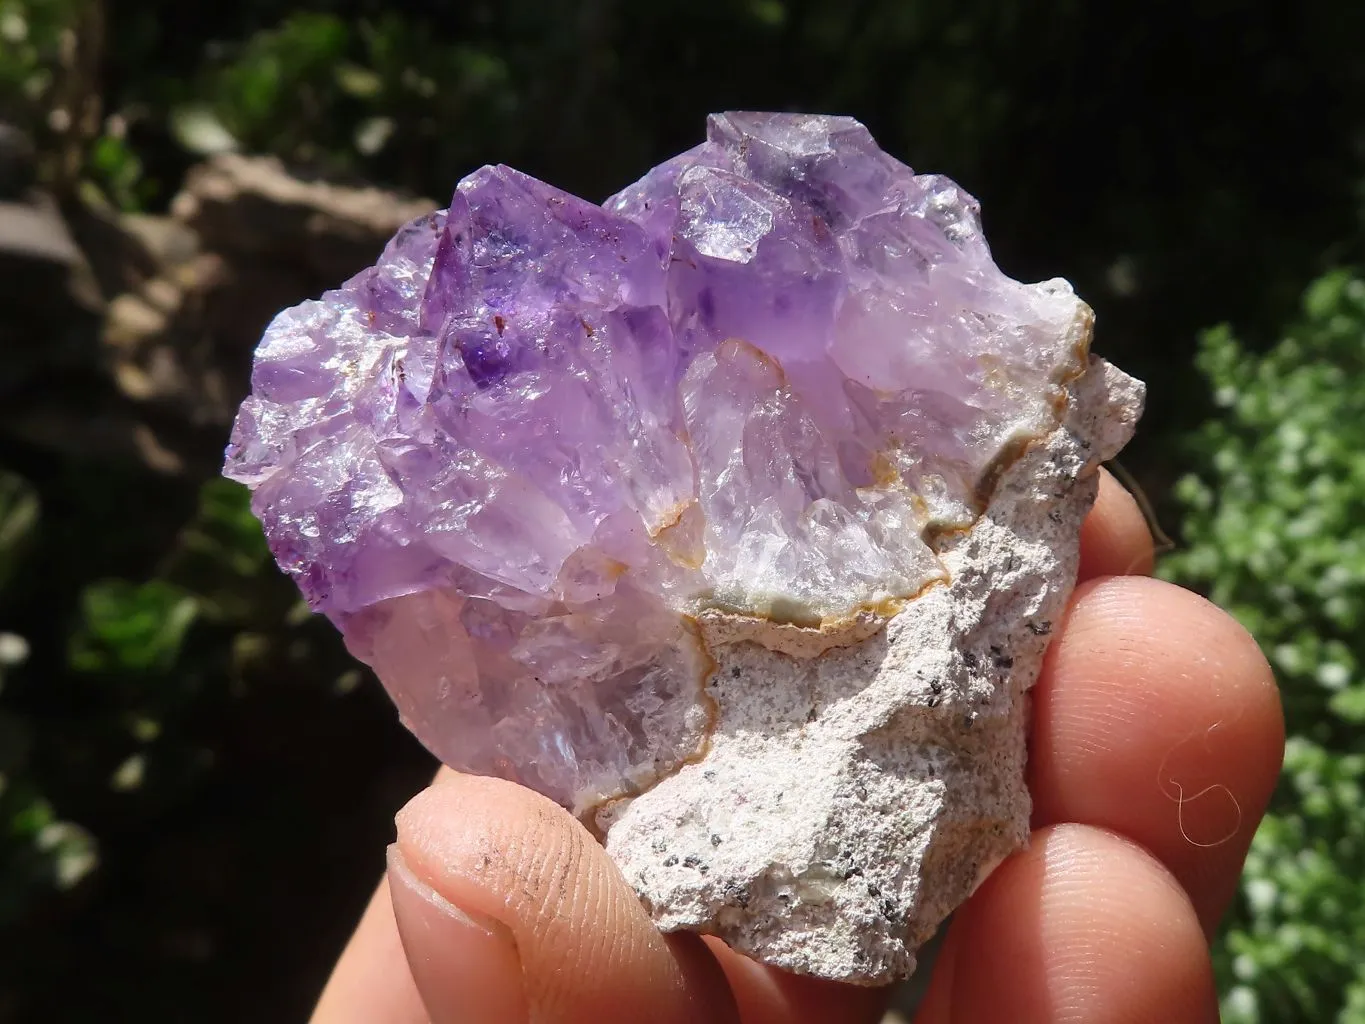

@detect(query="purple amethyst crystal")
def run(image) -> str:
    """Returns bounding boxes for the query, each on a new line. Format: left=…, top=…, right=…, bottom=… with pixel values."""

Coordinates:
left=225, top=113, right=1094, bottom=814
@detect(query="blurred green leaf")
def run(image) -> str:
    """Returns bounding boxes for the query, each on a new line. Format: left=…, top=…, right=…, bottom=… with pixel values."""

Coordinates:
left=172, top=480, right=276, bottom=624
left=168, top=103, right=239, bottom=156
left=8, top=793, right=50, bottom=838
left=335, top=61, right=382, bottom=99
left=353, top=114, right=393, bottom=156
left=69, top=580, right=199, bottom=675
left=1330, top=686, right=1365, bottom=724
left=1166, top=269, right=1365, bottom=1021
left=0, top=0, right=79, bottom=126
left=87, top=131, right=148, bottom=210
left=203, top=13, right=352, bottom=158
left=34, top=820, right=96, bottom=888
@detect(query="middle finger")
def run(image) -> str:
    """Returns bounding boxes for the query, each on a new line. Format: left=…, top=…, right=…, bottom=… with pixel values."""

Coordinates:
left=1027, top=575, right=1284, bottom=934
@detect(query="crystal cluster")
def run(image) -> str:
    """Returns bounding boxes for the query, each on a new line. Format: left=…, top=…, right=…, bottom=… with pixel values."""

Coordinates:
left=228, top=112, right=1146, bottom=981
left=227, top=113, right=1095, bottom=815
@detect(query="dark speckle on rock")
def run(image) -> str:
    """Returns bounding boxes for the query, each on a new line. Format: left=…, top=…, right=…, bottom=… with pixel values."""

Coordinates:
left=724, top=881, right=751, bottom=907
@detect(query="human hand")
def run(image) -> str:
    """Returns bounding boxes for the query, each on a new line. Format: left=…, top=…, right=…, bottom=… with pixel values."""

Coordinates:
left=312, top=468, right=1284, bottom=1023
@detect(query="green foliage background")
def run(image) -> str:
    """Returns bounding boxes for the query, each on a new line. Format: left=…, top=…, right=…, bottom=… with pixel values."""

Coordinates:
left=1164, top=272, right=1365, bottom=1022
left=3, top=0, right=1365, bottom=1019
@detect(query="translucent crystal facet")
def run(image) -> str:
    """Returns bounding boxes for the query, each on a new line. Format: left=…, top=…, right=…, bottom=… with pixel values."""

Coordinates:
left=225, top=113, right=1091, bottom=811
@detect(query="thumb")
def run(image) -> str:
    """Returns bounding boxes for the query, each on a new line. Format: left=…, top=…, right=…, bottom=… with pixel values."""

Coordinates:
left=386, top=773, right=739, bottom=1024
left=386, top=843, right=527, bottom=1023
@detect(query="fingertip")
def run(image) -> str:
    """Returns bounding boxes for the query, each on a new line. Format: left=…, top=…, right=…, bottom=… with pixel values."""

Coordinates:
left=1078, top=468, right=1156, bottom=579
left=946, top=824, right=1219, bottom=1024
left=386, top=841, right=529, bottom=1024
left=394, top=774, right=737, bottom=1024
left=1031, top=575, right=1284, bottom=933
left=703, top=936, right=890, bottom=1024
left=911, top=925, right=959, bottom=1024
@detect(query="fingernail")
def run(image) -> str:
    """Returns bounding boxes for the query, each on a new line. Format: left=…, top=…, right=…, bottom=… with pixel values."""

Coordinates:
left=386, top=844, right=529, bottom=1024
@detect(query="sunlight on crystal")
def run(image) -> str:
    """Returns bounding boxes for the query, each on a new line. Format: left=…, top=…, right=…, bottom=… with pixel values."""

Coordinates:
left=226, top=112, right=1092, bottom=810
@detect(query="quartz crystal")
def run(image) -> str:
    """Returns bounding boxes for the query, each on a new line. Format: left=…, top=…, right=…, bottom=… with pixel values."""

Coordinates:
left=226, top=112, right=1143, bottom=981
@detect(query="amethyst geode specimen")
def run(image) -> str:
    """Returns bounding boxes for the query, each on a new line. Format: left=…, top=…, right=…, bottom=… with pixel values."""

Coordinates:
left=226, top=113, right=1142, bottom=981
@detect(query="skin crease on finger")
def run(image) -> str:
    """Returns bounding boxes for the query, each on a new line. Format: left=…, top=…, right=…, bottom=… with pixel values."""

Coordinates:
left=914, top=824, right=1221, bottom=1024
left=391, top=775, right=743, bottom=1024
left=1028, top=576, right=1285, bottom=936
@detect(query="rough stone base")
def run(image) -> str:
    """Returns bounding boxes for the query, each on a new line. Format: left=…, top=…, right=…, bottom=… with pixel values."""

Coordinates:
left=599, top=359, right=1143, bottom=984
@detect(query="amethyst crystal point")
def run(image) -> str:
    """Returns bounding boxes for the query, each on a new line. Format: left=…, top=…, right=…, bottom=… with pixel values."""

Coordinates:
left=226, top=112, right=1143, bottom=982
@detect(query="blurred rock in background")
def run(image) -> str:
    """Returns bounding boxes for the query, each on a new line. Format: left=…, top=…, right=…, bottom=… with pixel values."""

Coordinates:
left=4, top=142, right=434, bottom=476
